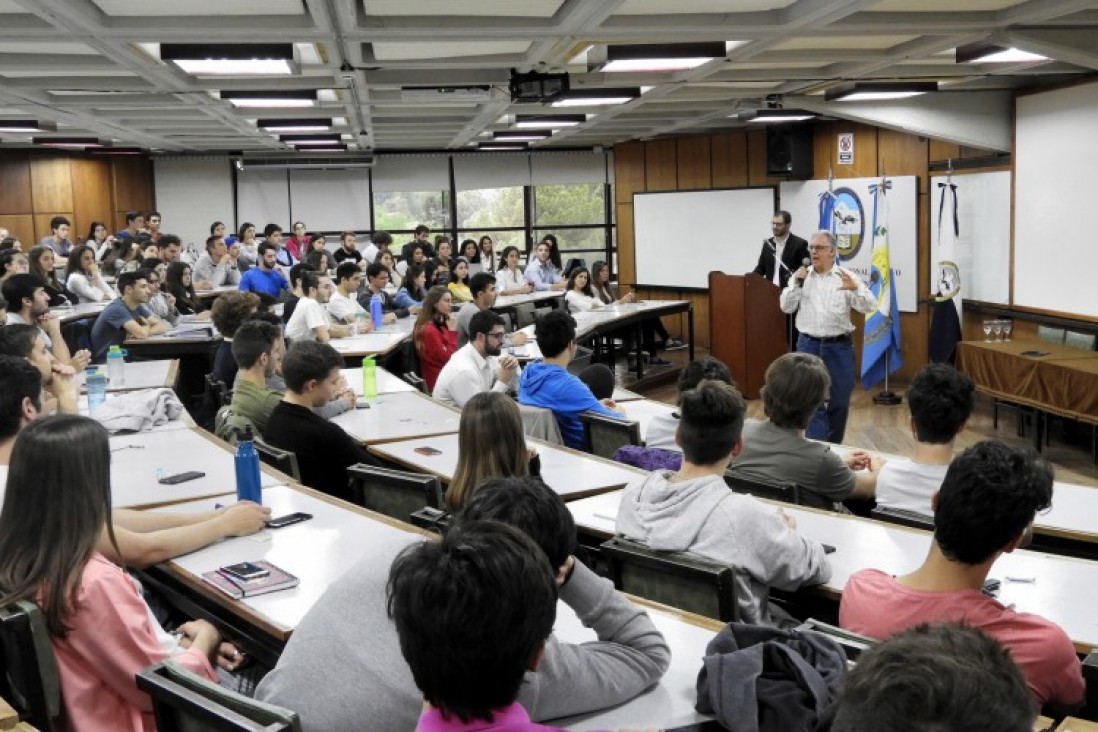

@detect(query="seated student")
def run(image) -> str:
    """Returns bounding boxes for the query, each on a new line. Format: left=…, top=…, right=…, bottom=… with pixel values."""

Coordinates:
left=875, top=363, right=975, bottom=517
left=728, top=352, right=883, bottom=511
left=358, top=261, right=415, bottom=320
left=0, top=249, right=29, bottom=284
left=28, top=245, right=73, bottom=307
left=413, top=286, right=459, bottom=392
left=617, top=380, right=831, bottom=625
left=280, top=262, right=313, bottom=324
left=89, top=270, right=167, bottom=362
left=446, top=392, right=532, bottom=511
left=645, top=356, right=734, bottom=452
left=564, top=266, right=605, bottom=313
left=258, top=474, right=670, bottom=732
left=395, top=263, right=427, bottom=309
left=209, top=290, right=260, bottom=386
left=830, top=623, right=1036, bottom=732
left=327, top=261, right=372, bottom=327
left=193, top=235, right=242, bottom=290
left=524, top=240, right=566, bottom=292
left=496, top=245, right=532, bottom=296
left=333, top=231, right=363, bottom=266
left=64, top=245, right=114, bottom=303
left=239, top=242, right=290, bottom=300
left=455, top=271, right=527, bottom=349
left=226, top=320, right=285, bottom=436
left=284, top=270, right=351, bottom=343
left=37, top=215, right=73, bottom=257
left=840, top=440, right=1083, bottom=709
left=263, top=340, right=372, bottom=501
left=0, top=323, right=80, bottom=416
left=142, top=263, right=181, bottom=326
left=154, top=233, right=182, bottom=263
left=164, top=261, right=204, bottom=316
left=265, top=223, right=296, bottom=268
left=3, top=273, right=90, bottom=370
left=362, top=230, right=391, bottom=265
left=434, top=311, right=521, bottom=410
left=447, top=257, right=473, bottom=303
left=115, top=210, right=145, bottom=240
left=518, top=309, right=623, bottom=450
left=0, top=415, right=231, bottom=731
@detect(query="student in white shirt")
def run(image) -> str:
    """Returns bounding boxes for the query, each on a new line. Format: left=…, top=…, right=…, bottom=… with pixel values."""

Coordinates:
left=327, top=262, right=371, bottom=327
left=564, top=267, right=604, bottom=313
left=64, top=245, right=114, bottom=303
left=433, top=309, right=520, bottom=408
left=495, top=245, right=532, bottom=296
left=875, top=363, right=976, bottom=518
left=284, top=271, right=352, bottom=343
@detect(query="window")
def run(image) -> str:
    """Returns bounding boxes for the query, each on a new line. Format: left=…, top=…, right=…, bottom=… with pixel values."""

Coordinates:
left=372, top=191, right=450, bottom=232
left=533, top=183, right=607, bottom=252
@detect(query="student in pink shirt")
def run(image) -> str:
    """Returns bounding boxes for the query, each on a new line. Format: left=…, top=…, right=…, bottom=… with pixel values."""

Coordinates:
left=840, top=440, right=1084, bottom=711
left=387, top=520, right=563, bottom=732
left=0, top=415, right=224, bottom=732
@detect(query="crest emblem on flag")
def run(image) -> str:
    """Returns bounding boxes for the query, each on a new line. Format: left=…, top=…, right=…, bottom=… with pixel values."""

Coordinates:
left=830, top=187, right=865, bottom=260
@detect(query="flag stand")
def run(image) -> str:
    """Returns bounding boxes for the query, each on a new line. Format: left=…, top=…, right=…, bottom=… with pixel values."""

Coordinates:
left=872, top=349, right=902, bottom=405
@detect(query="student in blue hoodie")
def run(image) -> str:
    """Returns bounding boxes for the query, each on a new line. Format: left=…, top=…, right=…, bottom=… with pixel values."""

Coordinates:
left=518, top=309, right=623, bottom=449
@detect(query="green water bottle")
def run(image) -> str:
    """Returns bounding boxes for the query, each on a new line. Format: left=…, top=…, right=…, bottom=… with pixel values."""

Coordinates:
left=362, top=356, right=377, bottom=399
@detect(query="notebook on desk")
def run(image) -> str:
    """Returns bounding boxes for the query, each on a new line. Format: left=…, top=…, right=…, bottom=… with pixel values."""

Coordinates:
left=201, top=560, right=299, bottom=599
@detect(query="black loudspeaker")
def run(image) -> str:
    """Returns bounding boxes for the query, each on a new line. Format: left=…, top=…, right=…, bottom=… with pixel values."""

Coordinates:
left=766, top=125, right=814, bottom=178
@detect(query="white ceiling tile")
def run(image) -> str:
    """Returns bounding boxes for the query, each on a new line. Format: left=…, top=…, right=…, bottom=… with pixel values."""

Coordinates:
left=616, top=0, right=794, bottom=12
left=0, top=0, right=26, bottom=11
left=770, top=35, right=916, bottom=51
left=363, top=0, right=563, bottom=17
left=2, top=70, right=137, bottom=77
left=865, top=0, right=1025, bottom=10
left=0, top=41, right=98, bottom=54
left=373, top=41, right=530, bottom=61
left=92, top=0, right=306, bottom=15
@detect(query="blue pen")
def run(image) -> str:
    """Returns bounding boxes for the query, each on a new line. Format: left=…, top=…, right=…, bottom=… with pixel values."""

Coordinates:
left=214, top=503, right=225, bottom=510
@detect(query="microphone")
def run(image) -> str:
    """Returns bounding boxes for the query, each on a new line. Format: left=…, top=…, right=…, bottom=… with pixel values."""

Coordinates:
left=797, top=257, right=810, bottom=287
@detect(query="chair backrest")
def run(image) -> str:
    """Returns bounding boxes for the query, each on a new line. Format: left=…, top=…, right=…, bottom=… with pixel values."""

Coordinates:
left=601, top=537, right=739, bottom=622
left=563, top=257, right=586, bottom=277
left=1037, top=325, right=1066, bottom=345
left=347, top=463, right=444, bottom=522
left=0, top=601, right=60, bottom=731
left=253, top=438, right=301, bottom=481
left=402, top=372, right=428, bottom=394
left=1065, top=330, right=1097, bottom=351
left=612, top=444, right=683, bottom=472
left=723, top=471, right=801, bottom=506
left=136, top=660, right=301, bottom=732
left=214, top=407, right=258, bottom=445
left=518, top=403, right=563, bottom=445
left=513, top=302, right=537, bottom=329
left=204, top=374, right=231, bottom=407
left=870, top=505, right=934, bottom=531
left=580, top=410, right=642, bottom=459
left=408, top=506, right=452, bottom=534
left=796, top=618, right=876, bottom=661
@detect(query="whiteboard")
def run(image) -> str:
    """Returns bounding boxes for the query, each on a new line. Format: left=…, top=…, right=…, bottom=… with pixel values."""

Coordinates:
left=1015, top=81, right=1098, bottom=317
left=288, top=169, right=371, bottom=231
left=153, top=157, right=234, bottom=249
left=236, top=169, right=290, bottom=231
left=633, top=187, right=777, bottom=289
left=929, top=171, right=1010, bottom=306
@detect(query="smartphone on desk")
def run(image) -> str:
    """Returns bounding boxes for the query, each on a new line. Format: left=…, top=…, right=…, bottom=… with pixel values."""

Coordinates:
left=266, top=512, right=313, bottom=529
left=219, top=561, right=270, bottom=582
left=414, top=446, right=443, bottom=456
left=158, top=471, right=205, bottom=485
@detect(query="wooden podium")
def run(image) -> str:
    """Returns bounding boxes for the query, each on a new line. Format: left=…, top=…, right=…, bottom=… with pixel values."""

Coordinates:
left=708, top=272, right=789, bottom=399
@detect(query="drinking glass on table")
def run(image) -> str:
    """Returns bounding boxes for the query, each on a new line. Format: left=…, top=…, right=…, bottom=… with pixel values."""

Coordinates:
left=1003, top=320, right=1013, bottom=341
left=983, top=321, right=993, bottom=341
left=993, top=320, right=1003, bottom=341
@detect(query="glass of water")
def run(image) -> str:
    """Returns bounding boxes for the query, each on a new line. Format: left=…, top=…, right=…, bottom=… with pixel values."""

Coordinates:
left=1003, top=320, right=1013, bottom=341
left=993, top=320, right=1003, bottom=341
left=983, top=321, right=993, bottom=341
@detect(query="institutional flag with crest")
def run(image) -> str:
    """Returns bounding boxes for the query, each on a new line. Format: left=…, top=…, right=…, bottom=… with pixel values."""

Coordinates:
left=929, top=181, right=963, bottom=362
left=861, top=180, right=902, bottom=389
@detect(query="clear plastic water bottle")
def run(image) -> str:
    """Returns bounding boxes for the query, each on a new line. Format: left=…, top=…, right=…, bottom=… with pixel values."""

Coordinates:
left=106, top=345, right=125, bottom=386
left=86, top=369, right=108, bottom=413
left=369, top=293, right=383, bottom=330
left=234, top=427, right=263, bottom=505
left=361, top=356, right=377, bottom=399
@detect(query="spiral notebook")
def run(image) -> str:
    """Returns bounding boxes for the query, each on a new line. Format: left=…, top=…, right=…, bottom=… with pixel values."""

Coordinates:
left=200, top=560, right=299, bottom=599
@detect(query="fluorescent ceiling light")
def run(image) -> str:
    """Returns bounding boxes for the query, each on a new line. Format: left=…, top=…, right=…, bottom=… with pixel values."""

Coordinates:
left=825, top=82, right=937, bottom=102
left=600, top=42, right=726, bottom=73
left=33, top=136, right=105, bottom=148
left=551, top=87, right=640, bottom=107
left=494, top=130, right=551, bottom=141
left=220, top=89, right=317, bottom=108
left=297, top=144, right=347, bottom=152
left=258, top=118, right=332, bottom=133
left=161, top=44, right=297, bottom=76
left=0, top=119, right=56, bottom=133
left=281, top=134, right=341, bottom=146
left=479, top=144, right=527, bottom=151
left=955, top=42, right=1049, bottom=64
left=515, top=114, right=585, bottom=129
left=734, top=109, right=817, bottom=123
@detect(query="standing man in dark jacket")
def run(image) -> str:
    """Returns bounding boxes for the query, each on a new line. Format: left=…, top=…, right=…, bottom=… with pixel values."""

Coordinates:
left=753, top=210, right=809, bottom=349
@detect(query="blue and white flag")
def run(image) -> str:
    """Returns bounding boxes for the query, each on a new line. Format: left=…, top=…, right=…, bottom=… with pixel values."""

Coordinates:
left=929, top=181, right=963, bottom=362
left=861, top=180, right=902, bottom=389
left=818, top=188, right=836, bottom=235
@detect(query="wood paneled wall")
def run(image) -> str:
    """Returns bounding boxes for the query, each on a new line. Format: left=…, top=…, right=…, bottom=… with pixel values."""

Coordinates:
left=614, top=125, right=993, bottom=379
left=0, top=151, right=153, bottom=245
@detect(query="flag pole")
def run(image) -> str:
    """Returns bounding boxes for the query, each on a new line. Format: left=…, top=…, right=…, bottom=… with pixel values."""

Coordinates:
left=872, top=165, right=902, bottom=406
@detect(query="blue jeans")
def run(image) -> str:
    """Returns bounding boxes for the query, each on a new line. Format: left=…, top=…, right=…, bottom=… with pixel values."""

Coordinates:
left=796, top=334, right=855, bottom=444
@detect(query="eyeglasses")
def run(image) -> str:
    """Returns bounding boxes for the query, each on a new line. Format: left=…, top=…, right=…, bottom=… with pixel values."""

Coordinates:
left=487, top=331, right=506, bottom=340
left=807, top=246, right=832, bottom=252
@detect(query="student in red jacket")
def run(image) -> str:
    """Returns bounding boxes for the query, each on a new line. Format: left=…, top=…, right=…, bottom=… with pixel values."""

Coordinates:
left=413, top=285, right=458, bottom=391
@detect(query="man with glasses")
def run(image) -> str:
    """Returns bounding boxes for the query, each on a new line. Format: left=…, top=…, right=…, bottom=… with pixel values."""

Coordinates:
left=433, top=309, right=520, bottom=408
left=779, top=230, right=876, bottom=444
left=753, top=210, right=809, bottom=289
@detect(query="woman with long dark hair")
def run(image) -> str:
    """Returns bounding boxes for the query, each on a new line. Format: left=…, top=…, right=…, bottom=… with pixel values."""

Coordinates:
left=413, top=285, right=458, bottom=391
left=447, top=392, right=531, bottom=511
left=164, top=261, right=202, bottom=315
left=65, top=245, right=114, bottom=303
left=28, top=245, right=74, bottom=306
left=495, top=245, right=532, bottom=296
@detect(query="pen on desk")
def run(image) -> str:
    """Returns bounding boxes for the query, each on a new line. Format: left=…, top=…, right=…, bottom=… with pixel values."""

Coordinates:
left=1005, top=576, right=1036, bottom=583
left=214, top=503, right=225, bottom=510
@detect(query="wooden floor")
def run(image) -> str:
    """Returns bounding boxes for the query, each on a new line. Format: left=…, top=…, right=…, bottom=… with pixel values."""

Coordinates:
left=624, top=346, right=1098, bottom=489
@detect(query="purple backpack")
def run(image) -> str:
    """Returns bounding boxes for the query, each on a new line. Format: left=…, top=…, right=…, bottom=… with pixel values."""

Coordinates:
left=613, top=445, right=683, bottom=472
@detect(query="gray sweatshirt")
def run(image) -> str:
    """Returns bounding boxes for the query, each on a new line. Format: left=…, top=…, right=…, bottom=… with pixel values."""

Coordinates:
left=255, top=532, right=671, bottom=731
left=616, top=471, right=831, bottom=625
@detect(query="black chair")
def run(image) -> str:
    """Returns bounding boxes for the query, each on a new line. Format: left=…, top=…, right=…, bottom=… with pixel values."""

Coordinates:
left=253, top=438, right=301, bottom=481
left=402, top=372, right=428, bottom=394
left=723, top=472, right=801, bottom=506
left=408, top=506, right=452, bottom=534
left=204, top=374, right=231, bottom=407
left=137, top=660, right=301, bottom=732
left=513, top=302, right=537, bottom=329
left=795, top=618, right=876, bottom=662
left=347, top=464, right=444, bottom=523
left=0, top=601, right=60, bottom=731
left=870, top=505, right=934, bottom=531
left=580, top=410, right=642, bottom=459
left=601, top=536, right=740, bottom=622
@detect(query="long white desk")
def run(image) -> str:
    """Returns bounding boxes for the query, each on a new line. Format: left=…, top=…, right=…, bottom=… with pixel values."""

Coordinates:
left=110, top=428, right=282, bottom=509
left=619, top=398, right=676, bottom=443
left=368, top=431, right=645, bottom=501
left=81, top=358, right=179, bottom=393
left=327, top=328, right=409, bottom=358
left=568, top=489, right=1098, bottom=652
left=339, top=366, right=416, bottom=396
left=330, top=391, right=461, bottom=445
left=50, top=301, right=108, bottom=324
left=493, top=290, right=564, bottom=309
left=154, top=484, right=720, bottom=730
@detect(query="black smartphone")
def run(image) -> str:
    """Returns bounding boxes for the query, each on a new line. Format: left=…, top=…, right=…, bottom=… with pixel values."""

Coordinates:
left=220, top=561, right=269, bottom=582
left=414, top=446, right=443, bottom=456
left=266, top=512, right=313, bottom=529
left=158, top=471, right=205, bottom=485
left=823, top=544, right=836, bottom=554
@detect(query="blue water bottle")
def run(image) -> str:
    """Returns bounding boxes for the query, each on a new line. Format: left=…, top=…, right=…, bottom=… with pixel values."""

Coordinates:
left=369, top=293, right=383, bottom=330
left=86, top=369, right=108, bottom=413
left=234, top=427, right=263, bottom=504
left=106, top=345, right=126, bottom=386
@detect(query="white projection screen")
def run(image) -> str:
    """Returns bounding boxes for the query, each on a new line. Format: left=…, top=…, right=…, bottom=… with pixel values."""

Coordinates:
left=1015, top=81, right=1098, bottom=318
left=633, top=187, right=777, bottom=289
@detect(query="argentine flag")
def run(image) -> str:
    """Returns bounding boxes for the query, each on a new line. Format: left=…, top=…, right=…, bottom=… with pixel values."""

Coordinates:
left=861, top=181, right=902, bottom=389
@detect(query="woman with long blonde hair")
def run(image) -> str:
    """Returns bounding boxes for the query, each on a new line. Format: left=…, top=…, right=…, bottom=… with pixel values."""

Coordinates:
left=447, top=392, right=530, bottom=511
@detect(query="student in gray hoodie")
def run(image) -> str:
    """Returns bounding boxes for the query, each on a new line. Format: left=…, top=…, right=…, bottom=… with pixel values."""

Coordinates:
left=617, top=379, right=832, bottom=625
